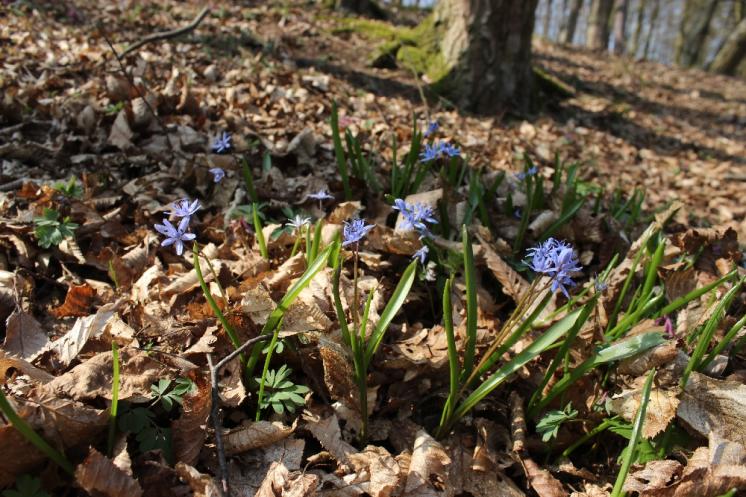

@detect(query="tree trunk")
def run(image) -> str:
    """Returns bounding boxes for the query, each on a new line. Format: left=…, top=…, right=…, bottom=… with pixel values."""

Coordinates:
left=630, top=0, right=647, bottom=57
left=611, top=0, right=628, bottom=54
left=674, top=0, right=718, bottom=67
left=559, top=0, right=583, bottom=44
left=587, top=0, right=614, bottom=50
left=543, top=0, right=555, bottom=37
left=709, top=16, right=746, bottom=75
left=642, top=0, right=659, bottom=59
left=433, top=0, right=539, bottom=114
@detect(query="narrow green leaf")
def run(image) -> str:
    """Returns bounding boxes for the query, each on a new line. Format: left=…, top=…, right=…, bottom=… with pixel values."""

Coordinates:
left=331, top=102, right=351, bottom=200
left=461, top=225, right=477, bottom=381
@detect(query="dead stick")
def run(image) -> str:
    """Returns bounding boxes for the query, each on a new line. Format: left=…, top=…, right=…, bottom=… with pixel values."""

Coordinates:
left=208, top=335, right=271, bottom=497
left=120, top=6, right=210, bottom=58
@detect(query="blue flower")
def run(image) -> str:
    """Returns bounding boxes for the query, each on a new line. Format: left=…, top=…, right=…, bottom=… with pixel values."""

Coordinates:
left=423, top=121, right=439, bottom=137
left=209, top=167, right=225, bottom=183
left=286, top=215, right=311, bottom=231
left=154, top=217, right=196, bottom=256
left=170, top=198, right=201, bottom=221
left=516, top=166, right=539, bottom=181
left=412, top=245, right=429, bottom=264
left=211, top=132, right=232, bottom=154
left=342, top=218, right=374, bottom=247
left=393, top=198, right=438, bottom=236
left=526, top=238, right=582, bottom=298
left=308, top=189, right=334, bottom=201
left=419, top=141, right=461, bottom=162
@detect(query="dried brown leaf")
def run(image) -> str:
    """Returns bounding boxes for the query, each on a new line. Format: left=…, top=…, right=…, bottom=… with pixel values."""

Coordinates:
left=2, top=309, right=49, bottom=361
left=302, top=410, right=357, bottom=464
left=75, top=448, right=143, bottom=497
left=403, top=430, right=451, bottom=497
left=51, top=283, right=96, bottom=318
left=224, top=420, right=296, bottom=456
left=476, top=234, right=530, bottom=301
left=172, top=375, right=211, bottom=465
left=609, top=388, right=679, bottom=439
left=47, top=300, right=122, bottom=366
left=677, top=372, right=746, bottom=446
left=175, top=462, right=222, bottom=497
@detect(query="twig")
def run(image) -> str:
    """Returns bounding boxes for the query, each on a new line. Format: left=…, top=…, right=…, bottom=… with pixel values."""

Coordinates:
left=120, top=6, right=210, bottom=58
left=208, top=334, right=272, bottom=497
left=0, top=178, right=25, bottom=192
left=101, top=33, right=177, bottom=158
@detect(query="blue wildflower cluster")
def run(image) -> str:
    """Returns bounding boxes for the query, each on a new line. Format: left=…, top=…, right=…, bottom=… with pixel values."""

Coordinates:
left=419, top=141, right=461, bottom=162
left=393, top=198, right=438, bottom=237
left=155, top=197, right=202, bottom=256
left=526, top=238, right=582, bottom=297
left=209, top=167, right=225, bottom=183
left=286, top=214, right=311, bottom=231
left=211, top=132, right=232, bottom=154
left=308, top=189, right=334, bottom=208
left=342, top=218, right=375, bottom=247
left=423, top=121, right=439, bottom=137
left=516, top=166, right=539, bottom=181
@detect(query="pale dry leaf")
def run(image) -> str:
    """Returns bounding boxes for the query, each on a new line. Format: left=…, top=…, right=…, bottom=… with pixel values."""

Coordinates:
left=623, top=459, right=682, bottom=494
left=241, top=284, right=276, bottom=326
left=162, top=260, right=225, bottom=298
left=348, top=445, right=402, bottom=497
left=111, top=436, right=133, bottom=476
left=367, top=225, right=421, bottom=256
left=403, top=430, right=451, bottom=497
left=448, top=434, right=525, bottom=497
left=617, top=341, right=678, bottom=376
left=677, top=371, right=746, bottom=446
left=47, top=300, right=122, bottom=366
left=175, top=462, right=222, bottom=497
left=75, top=448, right=143, bottom=497
left=609, top=388, right=679, bottom=438
left=2, top=309, right=49, bottom=361
left=283, top=299, right=332, bottom=333
left=224, top=420, right=296, bottom=456
left=0, top=350, right=54, bottom=384
left=218, top=358, right=247, bottom=407
left=266, top=252, right=306, bottom=291
left=255, top=461, right=318, bottom=497
left=108, top=110, right=134, bottom=150
left=302, top=411, right=357, bottom=464
left=43, top=347, right=170, bottom=402
left=319, top=341, right=359, bottom=410
left=172, top=376, right=212, bottom=465
left=227, top=438, right=306, bottom=496
left=328, top=201, right=363, bottom=224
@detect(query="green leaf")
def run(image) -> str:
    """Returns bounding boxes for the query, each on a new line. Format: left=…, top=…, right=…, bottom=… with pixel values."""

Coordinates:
left=461, top=225, right=477, bottom=381
left=364, top=260, right=417, bottom=366
left=536, top=403, right=578, bottom=442
left=3, top=475, right=49, bottom=497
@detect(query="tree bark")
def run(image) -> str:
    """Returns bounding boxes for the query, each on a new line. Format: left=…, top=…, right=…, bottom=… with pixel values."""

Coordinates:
left=674, top=0, right=718, bottom=67
left=587, top=0, right=615, bottom=50
left=630, top=0, right=647, bottom=58
left=612, top=0, right=628, bottom=54
left=559, top=0, right=583, bottom=44
left=709, top=16, right=746, bottom=75
left=642, top=0, right=659, bottom=59
left=433, top=0, right=539, bottom=114
left=543, top=0, right=555, bottom=38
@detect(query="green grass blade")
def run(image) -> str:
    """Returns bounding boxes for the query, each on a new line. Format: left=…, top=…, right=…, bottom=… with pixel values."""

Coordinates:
left=681, top=278, right=744, bottom=387
left=703, top=312, right=746, bottom=368
left=107, top=342, right=120, bottom=457
left=610, top=369, right=655, bottom=497
left=656, top=269, right=736, bottom=318
left=246, top=242, right=338, bottom=377
left=309, top=220, right=323, bottom=264
left=332, top=255, right=351, bottom=347
left=241, top=157, right=258, bottom=203
left=461, top=225, right=478, bottom=381
left=438, top=278, right=459, bottom=434
left=253, top=203, right=268, bottom=260
left=539, top=198, right=585, bottom=241
left=364, top=260, right=417, bottom=367
left=0, top=389, right=74, bottom=475
left=330, top=102, right=351, bottom=200
left=450, top=308, right=584, bottom=430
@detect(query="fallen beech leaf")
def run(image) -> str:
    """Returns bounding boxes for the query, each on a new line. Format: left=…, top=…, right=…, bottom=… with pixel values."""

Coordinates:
left=43, top=347, right=170, bottom=402
left=224, top=420, right=296, bottom=456
left=175, top=462, right=222, bottom=497
left=403, top=430, right=451, bottom=497
left=609, top=387, right=679, bottom=438
left=75, top=448, right=143, bottom=497
left=677, top=372, right=746, bottom=446
left=319, top=341, right=359, bottom=410
left=0, top=350, right=54, bottom=383
left=348, top=445, right=402, bottom=497
left=255, top=461, right=318, bottom=497
left=2, top=309, right=49, bottom=360
left=108, top=110, right=134, bottom=150
left=47, top=300, right=122, bottom=366
left=172, top=375, right=211, bottom=465
left=328, top=201, right=363, bottom=224
left=623, top=459, right=681, bottom=494
left=51, top=282, right=96, bottom=318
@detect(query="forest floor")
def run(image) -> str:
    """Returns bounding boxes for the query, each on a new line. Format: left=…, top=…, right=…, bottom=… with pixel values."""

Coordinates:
left=1, top=1, right=746, bottom=497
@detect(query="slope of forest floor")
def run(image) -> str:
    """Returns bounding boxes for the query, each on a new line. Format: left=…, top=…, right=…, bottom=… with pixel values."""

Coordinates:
left=1, top=1, right=746, bottom=497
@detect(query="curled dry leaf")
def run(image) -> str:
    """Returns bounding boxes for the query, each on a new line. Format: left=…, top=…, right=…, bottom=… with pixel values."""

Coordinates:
left=108, top=110, right=134, bottom=151
left=319, top=341, right=359, bottom=410
left=43, top=347, right=171, bottom=402
left=302, top=410, right=358, bottom=465
left=51, top=282, right=96, bottom=318
left=255, top=461, right=318, bottom=497
left=0, top=350, right=54, bottom=383
left=677, top=371, right=746, bottom=446
left=617, top=341, right=678, bottom=376
left=172, top=375, right=212, bottom=465
left=403, top=430, right=451, bottom=497
left=224, top=420, right=296, bottom=456
left=348, top=445, right=402, bottom=497
left=328, top=201, right=363, bottom=225
left=76, top=448, right=143, bottom=497
left=2, top=309, right=49, bottom=361
left=175, top=462, right=222, bottom=497
left=476, top=233, right=530, bottom=302
left=622, top=459, right=681, bottom=495
left=266, top=253, right=306, bottom=292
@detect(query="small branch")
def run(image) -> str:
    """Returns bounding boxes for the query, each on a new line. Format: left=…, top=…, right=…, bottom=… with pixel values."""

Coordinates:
left=208, top=334, right=272, bottom=497
left=101, top=33, right=176, bottom=158
left=120, top=6, right=210, bottom=58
